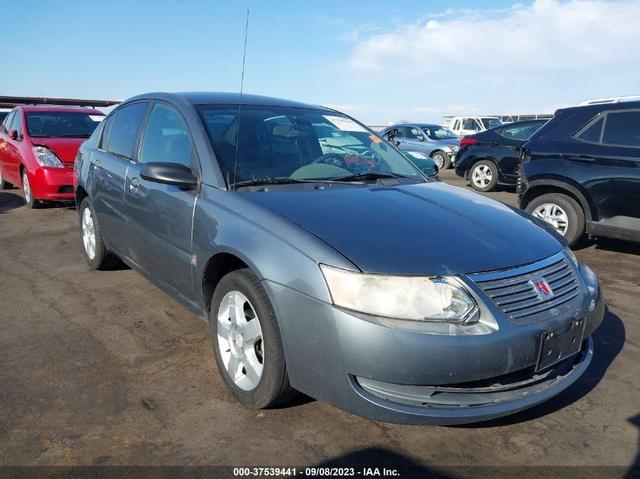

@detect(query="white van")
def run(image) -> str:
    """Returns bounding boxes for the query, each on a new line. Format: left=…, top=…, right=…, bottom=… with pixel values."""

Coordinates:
left=443, top=116, right=503, bottom=137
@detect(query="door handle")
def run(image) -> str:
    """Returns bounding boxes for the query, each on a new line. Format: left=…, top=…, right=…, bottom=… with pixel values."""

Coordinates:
left=129, top=177, right=140, bottom=191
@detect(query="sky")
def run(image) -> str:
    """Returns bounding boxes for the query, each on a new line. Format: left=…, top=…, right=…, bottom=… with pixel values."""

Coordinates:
left=1, top=0, right=639, bottom=124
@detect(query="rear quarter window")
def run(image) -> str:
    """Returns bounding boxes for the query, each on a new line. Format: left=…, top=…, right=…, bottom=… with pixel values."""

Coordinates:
left=602, top=111, right=640, bottom=147
left=104, top=102, right=149, bottom=159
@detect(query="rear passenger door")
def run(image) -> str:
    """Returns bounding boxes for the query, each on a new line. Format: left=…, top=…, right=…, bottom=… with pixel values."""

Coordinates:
left=124, top=102, right=199, bottom=300
left=90, top=101, right=149, bottom=256
left=571, top=109, right=640, bottom=230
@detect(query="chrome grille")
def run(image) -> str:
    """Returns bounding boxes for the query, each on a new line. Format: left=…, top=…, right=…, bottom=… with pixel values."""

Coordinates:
left=469, top=253, right=582, bottom=324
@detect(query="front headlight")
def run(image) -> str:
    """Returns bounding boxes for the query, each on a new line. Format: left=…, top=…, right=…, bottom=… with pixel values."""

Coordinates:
left=320, top=265, right=477, bottom=323
left=32, top=146, right=63, bottom=168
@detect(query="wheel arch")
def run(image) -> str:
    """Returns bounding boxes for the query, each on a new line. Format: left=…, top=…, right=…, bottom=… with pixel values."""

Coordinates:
left=200, top=250, right=257, bottom=314
left=520, top=179, right=593, bottom=221
left=75, top=185, right=88, bottom=209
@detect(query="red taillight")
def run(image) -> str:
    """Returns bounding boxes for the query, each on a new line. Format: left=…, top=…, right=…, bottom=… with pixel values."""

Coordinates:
left=459, top=137, right=479, bottom=148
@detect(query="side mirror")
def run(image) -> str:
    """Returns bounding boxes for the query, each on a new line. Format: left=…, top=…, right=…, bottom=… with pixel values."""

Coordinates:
left=9, top=129, right=19, bottom=140
left=140, top=163, right=198, bottom=189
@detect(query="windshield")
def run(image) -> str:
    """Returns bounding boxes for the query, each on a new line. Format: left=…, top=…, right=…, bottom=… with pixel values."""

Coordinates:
left=25, top=112, right=103, bottom=138
left=422, top=126, right=457, bottom=140
left=481, top=118, right=503, bottom=130
left=196, top=105, right=424, bottom=186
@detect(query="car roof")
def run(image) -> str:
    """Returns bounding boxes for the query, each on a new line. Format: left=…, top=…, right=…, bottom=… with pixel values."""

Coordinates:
left=127, top=91, right=332, bottom=111
left=18, top=105, right=104, bottom=114
left=557, top=100, right=640, bottom=115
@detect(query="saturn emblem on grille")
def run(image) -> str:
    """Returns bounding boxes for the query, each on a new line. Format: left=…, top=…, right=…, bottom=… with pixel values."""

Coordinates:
left=530, top=277, right=554, bottom=300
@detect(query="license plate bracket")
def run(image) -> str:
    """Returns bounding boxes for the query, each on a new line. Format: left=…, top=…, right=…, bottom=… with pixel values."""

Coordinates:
left=536, top=318, right=586, bottom=372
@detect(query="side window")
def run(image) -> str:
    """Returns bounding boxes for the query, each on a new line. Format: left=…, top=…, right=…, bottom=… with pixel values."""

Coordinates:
left=105, top=102, right=148, bottom=159
left=452, top=120, right=460, bottom=130
left=99, top=113, right=116, bottom=150
left=577, top=117, right=604, bottom=143
left=139, top=104, right=194, bottom=168
left=501, top=123, right=542, bottom=141
left=2, top=111, right=14, bottom=134
left=462, top=118, right=478, bottom=130
left=395, top=126, right=409, bottom=138
left=602, top=111, right=640, bottom=147
left=409, top=127, right=424, bottom=139
left=10, top=112, right=23, bottom=137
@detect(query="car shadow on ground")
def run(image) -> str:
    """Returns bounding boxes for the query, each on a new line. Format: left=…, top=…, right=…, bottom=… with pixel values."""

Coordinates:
left=592, top=238, right=640, bottom=256
left=459, top=307, right=625, bottom=428
left=0, top=191, right=24, bottom=213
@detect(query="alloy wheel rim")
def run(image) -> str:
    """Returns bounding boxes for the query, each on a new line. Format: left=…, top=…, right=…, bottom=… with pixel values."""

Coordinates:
left=434, top=153, right=444, bottom=169
left=532, top=203, right=569, bottom=235
left=472, top=164, right=492, bottom=188
left=217, top=290, right=264, bottom=391
left=82, top=207, right=97, bottom=260
left=22, top=173, right=31, bottom=203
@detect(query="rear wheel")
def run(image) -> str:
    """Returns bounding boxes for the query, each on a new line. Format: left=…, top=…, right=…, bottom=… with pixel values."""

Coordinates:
left=470, top=160, right=499, bottom=192
left=526, top=193, right=585, bottom=246
left=431, top=150, right=451, bottom=170
left=0, top=170, right=12, bottom=189
left=210, top=269, right=296, bottom=409
left=79, top=197, right=120, bottom=270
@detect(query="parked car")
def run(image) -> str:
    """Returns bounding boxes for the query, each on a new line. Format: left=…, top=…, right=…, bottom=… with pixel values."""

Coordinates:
left=75, top=92, right=603, bottom=425
left=519, top=101, right=640, bottom=246
left=0, top=106, right=104, bottom=206
left=455, top=119, right=547, bottom=192
left=380, top=124, right=459, bottom=169
left=443, top=116, right=503, bottom=137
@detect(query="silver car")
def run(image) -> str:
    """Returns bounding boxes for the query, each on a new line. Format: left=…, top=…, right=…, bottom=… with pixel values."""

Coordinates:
left=381, top=123, right=460, bottom=169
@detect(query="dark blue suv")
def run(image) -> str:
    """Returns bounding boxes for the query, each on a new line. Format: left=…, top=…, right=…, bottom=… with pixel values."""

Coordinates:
left=519, top=102, right=640, bottom=246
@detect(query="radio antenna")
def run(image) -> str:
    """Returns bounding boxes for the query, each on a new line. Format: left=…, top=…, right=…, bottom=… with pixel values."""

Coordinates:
left=232, top=9, right=250, bottom=191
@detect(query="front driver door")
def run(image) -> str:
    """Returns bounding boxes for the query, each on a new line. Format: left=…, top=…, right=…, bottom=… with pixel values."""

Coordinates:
left=124, top=102, right=199, bottom=300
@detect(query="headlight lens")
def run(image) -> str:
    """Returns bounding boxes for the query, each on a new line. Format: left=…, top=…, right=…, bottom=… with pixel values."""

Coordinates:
left=320, top=265, right=477, bottom=323
left=32, top=146, right=63, bottom=168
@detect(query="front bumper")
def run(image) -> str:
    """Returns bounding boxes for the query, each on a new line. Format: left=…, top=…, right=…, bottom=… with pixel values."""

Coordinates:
left=264, top=256, right=604, bottom=425
left=28, top=166, right=75, bottom=200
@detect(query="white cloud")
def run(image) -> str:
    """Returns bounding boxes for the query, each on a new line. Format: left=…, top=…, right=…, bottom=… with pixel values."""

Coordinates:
left=336, top=0, right=640, bottom=123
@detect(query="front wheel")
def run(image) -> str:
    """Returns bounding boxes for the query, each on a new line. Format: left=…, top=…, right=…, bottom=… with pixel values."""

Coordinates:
left=526, top=193, right=585, bottom=246
left=22, top=171, right=40, bottom=208
left=210, top=269, right=296, bottom=409
left=431, top=151, right=451, bottom=170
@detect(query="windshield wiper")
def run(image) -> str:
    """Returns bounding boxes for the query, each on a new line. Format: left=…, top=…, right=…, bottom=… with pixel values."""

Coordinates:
left=328, top=172, right=412, bottom=182
left=233, top=177, right=317, bottom=188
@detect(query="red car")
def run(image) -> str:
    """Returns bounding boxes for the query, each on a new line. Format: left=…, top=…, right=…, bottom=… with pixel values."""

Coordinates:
left=0, top=106, right=104, bottom=208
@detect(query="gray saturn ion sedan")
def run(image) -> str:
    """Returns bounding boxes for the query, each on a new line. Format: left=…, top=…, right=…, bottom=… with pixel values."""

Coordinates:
left=75, top=92, right=604, bottom=425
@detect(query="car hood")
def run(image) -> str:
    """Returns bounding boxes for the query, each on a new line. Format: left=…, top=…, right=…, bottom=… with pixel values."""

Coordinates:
left=30, top=137, right=86, bottom=164
left=246, top=182, right=563, bottom=276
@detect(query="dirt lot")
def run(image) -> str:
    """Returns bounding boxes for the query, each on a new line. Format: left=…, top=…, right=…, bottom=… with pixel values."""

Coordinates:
left=0, top=169, right=639, bottom=473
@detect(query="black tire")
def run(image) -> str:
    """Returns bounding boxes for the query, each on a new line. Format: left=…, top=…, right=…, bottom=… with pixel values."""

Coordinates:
left=525, top=193, right=585, bottom=246
left=469, top=160, right=499, bottom=192
left=431, top=150, right=451, bottom=170
left=0, top=169, right=12, bottom=190
left=21, top=170, right=41, bottom=209
left=210, top=269, right=296, bottom=409
left=79, top=197, right=120, bottom=270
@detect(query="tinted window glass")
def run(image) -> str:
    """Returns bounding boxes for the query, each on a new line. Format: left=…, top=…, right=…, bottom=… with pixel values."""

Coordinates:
left=462, top=118, right=479, bottom=130
left=0, top=112, right=8, bottom=126
left=481, top=118, right=503, bottom=129
left=25, top=112, right=101, bottom=138
left=11, top=112, right=22, bottom=137
left=139, top=104, right=193, bottom=168
left=106, top=102, right=148, bottom=159
left=2, top=111, right=14, bottom=133
left=500, top=122, right=545, bottom=141
left=602, top=111, right=640, bottom=147
left=100, top=113, right=115, bottom=150
left=578, top=117, right=604, bottom=143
